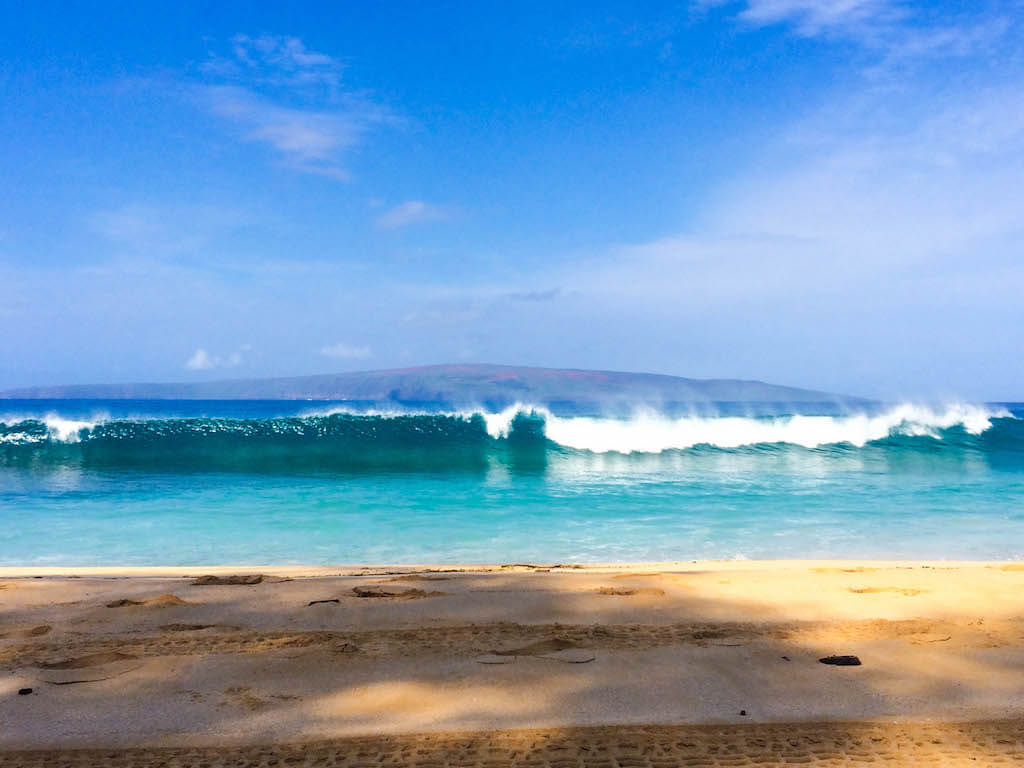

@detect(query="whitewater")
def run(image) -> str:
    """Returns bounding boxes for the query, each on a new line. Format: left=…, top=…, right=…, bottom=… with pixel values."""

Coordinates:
left=1, top=398, right=1023, bottom=565
left=478, top=402, right=1008, bottom=451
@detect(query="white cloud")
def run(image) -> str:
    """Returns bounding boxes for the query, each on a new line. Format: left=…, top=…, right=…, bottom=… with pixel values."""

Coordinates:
left=228, top=35, right=344, bottom=88
left=735, top=0, right=900, bottom=36
left=568, top=79, right=1024, bottom=299
left=374, top=201, right=448, bottom=230
left=704, top=0, right=1011, bottom=61
left=185, top=348, right=216, bottom=370
left=200, top=36, right=391, bottom=180
left=320, top=341, right=372, bottom=360
left=185, top=344, right=251, bottom=370
left=204, top=86, right=380, bottom=180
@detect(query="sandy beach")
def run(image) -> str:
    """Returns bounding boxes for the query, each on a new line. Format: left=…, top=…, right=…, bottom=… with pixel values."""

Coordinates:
left=2, top=561, right=1024, bottom=765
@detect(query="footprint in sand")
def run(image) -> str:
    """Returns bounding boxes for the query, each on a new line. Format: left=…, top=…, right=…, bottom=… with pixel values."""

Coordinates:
left=0, top=625, right=51, bottom=639
left=477, top=637, right=596, bottom=665
left=158, top=623, right=221, bottom=632
left=190, top=574, right=290, bottom=586
left=595, top=586, right=665, bottom=596
left=221, top=686, right=301, bottom=711
left=106, top=594, right=193, bottom=608
left=34, top=651, right=142, bottom=685
left=352, top=586, right=443, bottom=599
left=222, top=685, right=270, bottom=710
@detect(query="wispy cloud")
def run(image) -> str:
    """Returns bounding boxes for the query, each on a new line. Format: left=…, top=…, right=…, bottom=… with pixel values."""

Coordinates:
left=503, top=287, right=563, bottom=302
left=703, top=0, right=1012, bottom=60
left=732, top=0, right=901, bottom=37
left=185, top=344, right=251, bottom=371
left=462, top=43, right=1024, bottom=398
left=320, top=341, right=372, bottom=360
left=596, top=75, right=1021, bottom=266
left=215, top=35, right=345, bottom=88
left=91, top=205, right=167, bottom=245
left=203, top=86, right=381, bottom=180
left=374, top=201, right=449, bottom=230
left=199, top=35, right=390, bottom=179
left=89, top=203, right=249, bottom=255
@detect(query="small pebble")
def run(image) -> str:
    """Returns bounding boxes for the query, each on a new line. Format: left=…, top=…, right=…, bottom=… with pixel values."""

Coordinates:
left=739, top=709, right=747, bottom=716
left=18, top=688, right=33, bottom=696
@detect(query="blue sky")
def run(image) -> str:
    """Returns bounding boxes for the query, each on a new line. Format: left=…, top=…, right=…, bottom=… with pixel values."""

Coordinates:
left=2, top=0, right=1022, bottom=399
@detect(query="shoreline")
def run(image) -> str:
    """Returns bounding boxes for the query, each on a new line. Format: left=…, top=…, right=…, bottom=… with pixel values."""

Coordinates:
left=4, top=560, right=1024, bottom=758
left=2, top=558, right=1020, bottom=578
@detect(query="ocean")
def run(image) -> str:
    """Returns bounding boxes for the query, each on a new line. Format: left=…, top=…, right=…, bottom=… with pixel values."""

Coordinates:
left=1, top=399, right=1023, bottom=565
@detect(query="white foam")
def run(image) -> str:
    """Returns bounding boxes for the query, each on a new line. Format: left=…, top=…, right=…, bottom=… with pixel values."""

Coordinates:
left=478, top=405, right=526, bottom=438
left=539, top=403, right=1009, bottom=453
left=42, top=415, right=98, bottom=442
left=0, top=413, right=103, bottom=443
left=85, top=400, right=1011, bottom=454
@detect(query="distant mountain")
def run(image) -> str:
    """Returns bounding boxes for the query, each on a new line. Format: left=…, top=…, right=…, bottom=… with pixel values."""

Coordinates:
left=0, top=363, right=862, bottom=406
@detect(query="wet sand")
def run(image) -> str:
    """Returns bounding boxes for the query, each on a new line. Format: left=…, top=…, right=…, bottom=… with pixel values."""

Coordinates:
left=2, top=561, right=1024, bottom=764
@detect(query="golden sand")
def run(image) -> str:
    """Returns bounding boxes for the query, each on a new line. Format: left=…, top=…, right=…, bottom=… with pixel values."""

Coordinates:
left=2, top=561, right=1024, bottom=763
left=2, top=721, right=1024, bottom=767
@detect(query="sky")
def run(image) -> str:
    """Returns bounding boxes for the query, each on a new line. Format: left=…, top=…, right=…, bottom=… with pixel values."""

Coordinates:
left=2, top=0, right=1023, bottom=400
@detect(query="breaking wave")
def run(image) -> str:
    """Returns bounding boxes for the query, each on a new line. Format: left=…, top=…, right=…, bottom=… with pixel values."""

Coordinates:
left=497, top=402, right=1010, bottom=452
left=0, top=403, right=1020, bottom=472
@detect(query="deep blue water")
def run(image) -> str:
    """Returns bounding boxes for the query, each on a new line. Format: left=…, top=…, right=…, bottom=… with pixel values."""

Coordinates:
left=1, top=399, right=1022, bottom=565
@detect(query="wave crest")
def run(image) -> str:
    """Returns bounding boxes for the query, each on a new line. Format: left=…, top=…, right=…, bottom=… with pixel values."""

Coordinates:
left=554, top=403, right=1008, bottom=452
left=478, top=402, right=1010, bottom=453
left=0, top=413, right=103, bottom=444
left=0, top=403, right=1015, bottom=457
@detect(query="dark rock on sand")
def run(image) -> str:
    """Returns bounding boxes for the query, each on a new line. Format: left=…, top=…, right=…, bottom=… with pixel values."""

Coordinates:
left=819, top=655, right=862, bottom=666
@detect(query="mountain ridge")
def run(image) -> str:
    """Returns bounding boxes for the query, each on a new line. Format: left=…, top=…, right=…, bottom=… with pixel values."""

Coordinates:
left=0, top=363, right=863, bottom=405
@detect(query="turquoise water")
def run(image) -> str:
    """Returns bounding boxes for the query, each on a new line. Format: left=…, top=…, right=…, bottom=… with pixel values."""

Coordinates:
left=1, top=399, right=1023, bottom=565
